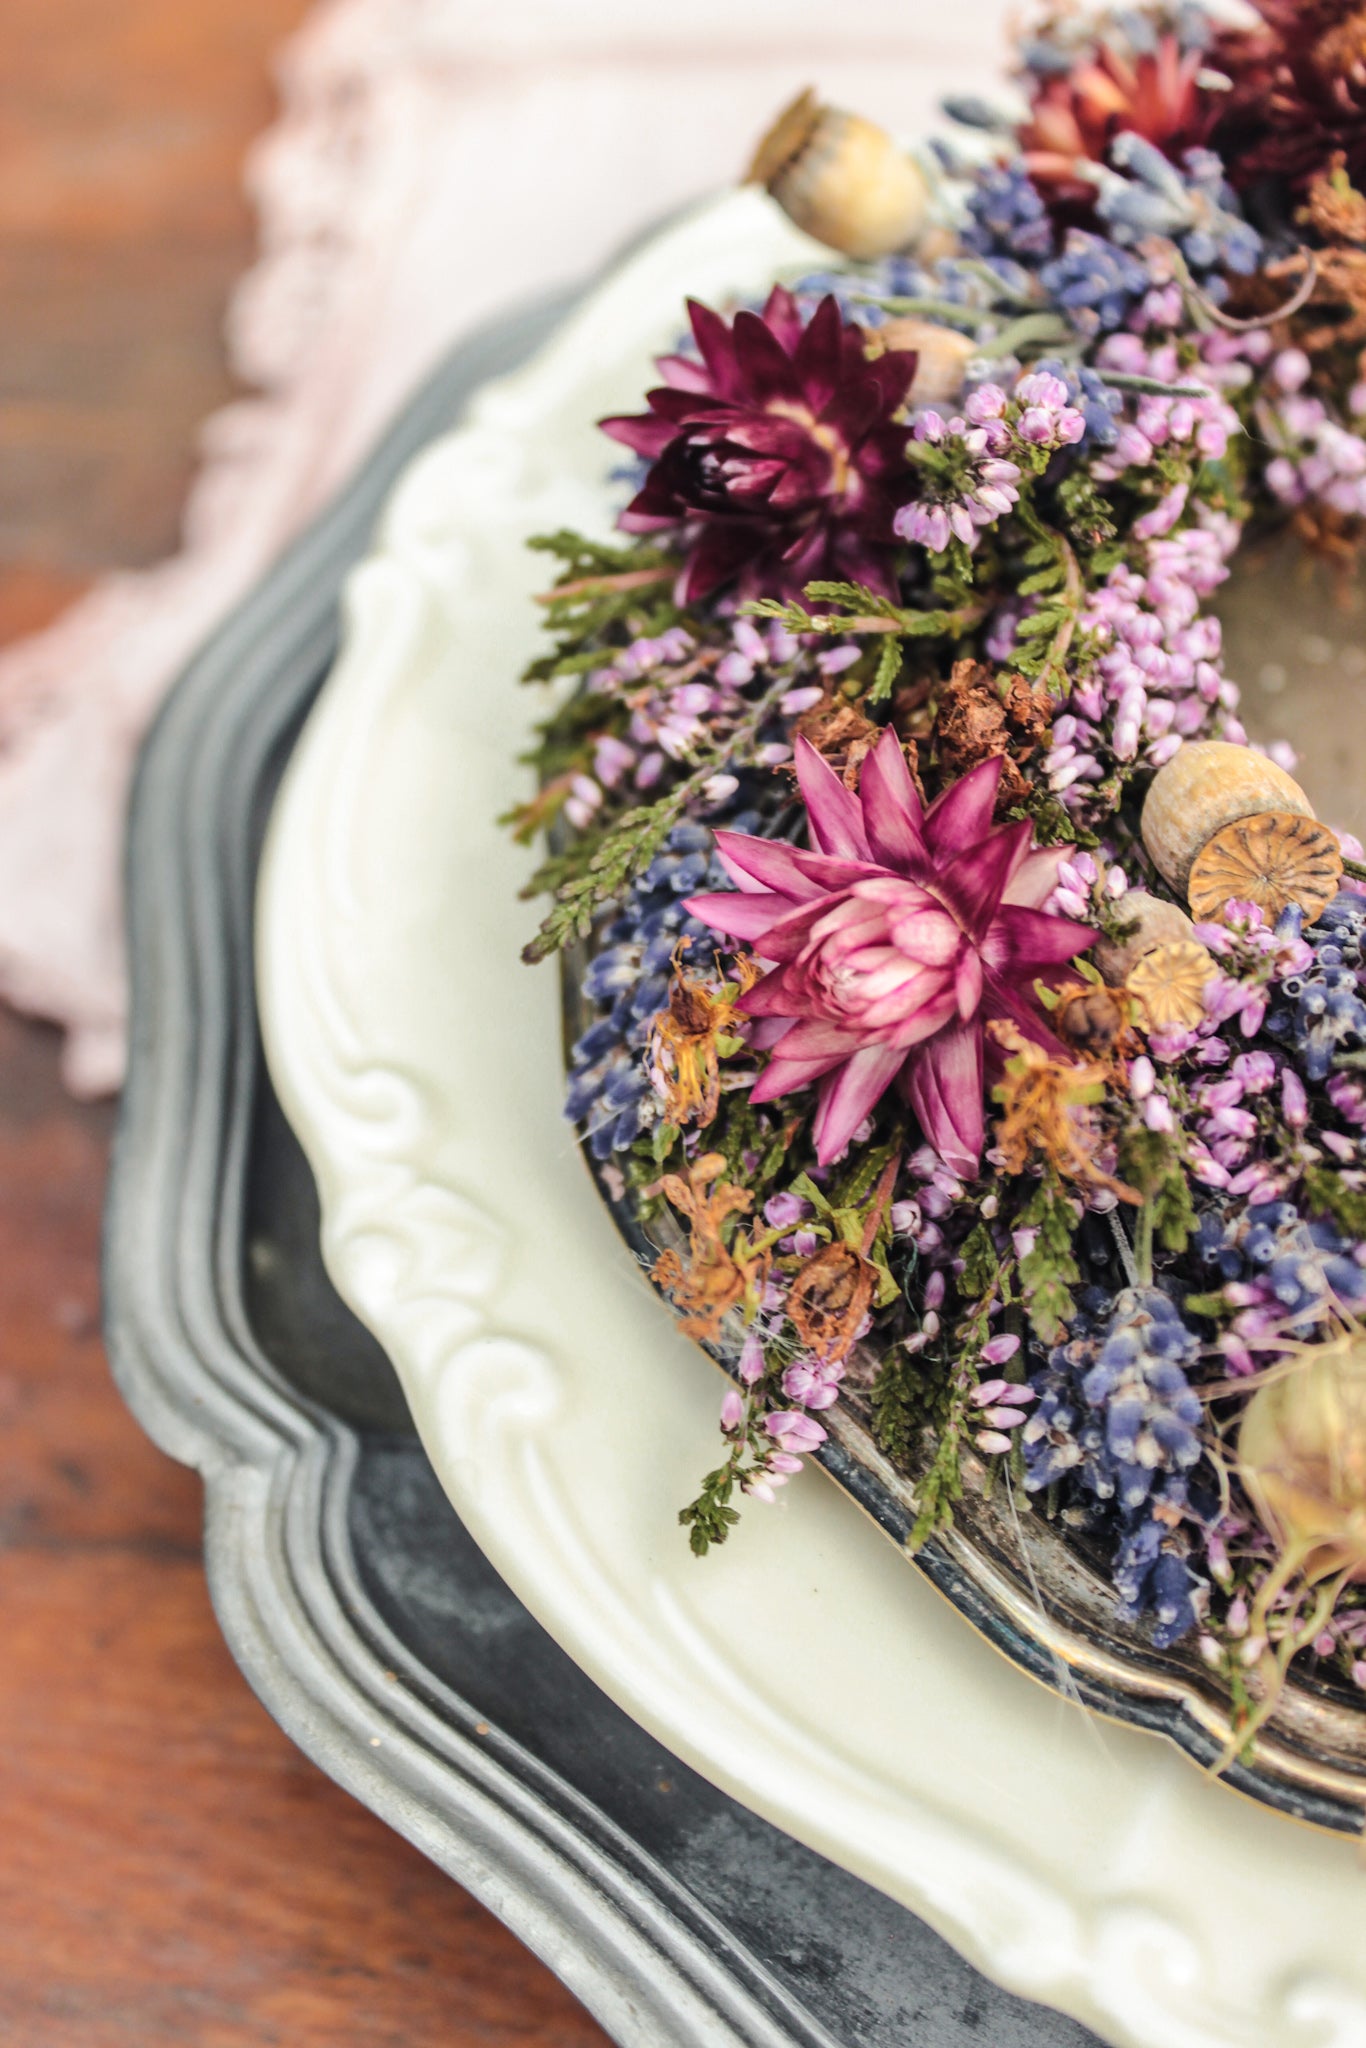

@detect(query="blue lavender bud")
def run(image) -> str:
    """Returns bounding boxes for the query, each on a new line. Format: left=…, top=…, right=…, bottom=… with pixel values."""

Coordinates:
left=962, top=161, right=1054, bottom=264
left=1266, top=956, right=1366, bottom=1081
left=1195, top=1200, right=1366, bottom=1332
left=1024, top=1287, right=1207, bottom=1645
left=1040, top=231, right=1151, bottom=337
left=565, top=820, right=744, bottom=1155
left=942, top=95, right=1014, bottom=131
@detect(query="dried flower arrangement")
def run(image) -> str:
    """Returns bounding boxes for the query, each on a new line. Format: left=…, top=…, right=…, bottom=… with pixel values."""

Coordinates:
left=509, top=2, right=1366, bottom=1786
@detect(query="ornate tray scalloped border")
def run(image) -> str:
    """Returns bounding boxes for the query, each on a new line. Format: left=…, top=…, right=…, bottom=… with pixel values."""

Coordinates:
left=103, top=294, right=821, bottom=2048
left=253, top=189, right=1366, bottom=2048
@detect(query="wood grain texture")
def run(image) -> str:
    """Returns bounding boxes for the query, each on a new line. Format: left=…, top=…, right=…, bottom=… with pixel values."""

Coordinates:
left=0, top=7, right=610, bottom=2040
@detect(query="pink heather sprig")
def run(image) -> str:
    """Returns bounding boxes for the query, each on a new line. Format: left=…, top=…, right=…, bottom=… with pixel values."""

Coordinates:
left=1259, top=349, right=1366, bottom=523
left=716, top=1380, right=824, bottom=1508
left=567, top=615, right=861, bottom=825
left=969, top=1331, right=1035, bottom=1454
left=893, top=372, right=1083, bottom=555
left=1090, top=332, right=1243, bottom=479
left=1143, top=907, right=1317, bottom=1196
left=1046, top=522, right=1248, bottom=817
left=1047, top=848, right=1130, bottom=921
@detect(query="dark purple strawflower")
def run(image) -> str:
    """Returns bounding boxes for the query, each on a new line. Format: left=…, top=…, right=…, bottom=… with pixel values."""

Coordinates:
left=601, top=287, right=919, bottom=604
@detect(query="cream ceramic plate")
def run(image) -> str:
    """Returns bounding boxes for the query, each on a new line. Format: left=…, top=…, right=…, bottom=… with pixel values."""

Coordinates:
left=257, top=190, right=1366, bottom=2048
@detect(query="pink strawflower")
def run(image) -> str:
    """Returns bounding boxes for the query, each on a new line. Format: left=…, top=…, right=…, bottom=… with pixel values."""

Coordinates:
left=685, top=730, right=1093, bottom=1173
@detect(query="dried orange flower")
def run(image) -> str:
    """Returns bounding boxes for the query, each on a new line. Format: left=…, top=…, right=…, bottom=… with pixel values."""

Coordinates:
left=1125, top=938, right=1215, bottom=1031
left=649, top=952, right=759, bottom=1129
left=650, top=1152, right=767, bottom=1342
left=1187, top=811, right=1343, bottom=926
left=988, top=1019, right=1136, bottom=1199
left=786, top=1242, right=875, bottom=1362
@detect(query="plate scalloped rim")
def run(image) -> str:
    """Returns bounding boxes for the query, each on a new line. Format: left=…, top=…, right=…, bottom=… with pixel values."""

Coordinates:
left=257, top=187, right=1366, bottom=2048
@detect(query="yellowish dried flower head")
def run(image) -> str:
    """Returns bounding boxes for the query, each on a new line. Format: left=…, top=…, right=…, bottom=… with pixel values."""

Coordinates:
left=1125, top=938, right=1214, bottom=1031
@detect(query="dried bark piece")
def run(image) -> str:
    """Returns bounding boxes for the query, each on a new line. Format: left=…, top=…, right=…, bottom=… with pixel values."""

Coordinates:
left=793, top=694, right=883, bottom=790
left=933, top=659, right=1053, bottom=809
left=1126, top=939, right=1215, bottom=1030
left=1188, top=811, right=1343, bottom=926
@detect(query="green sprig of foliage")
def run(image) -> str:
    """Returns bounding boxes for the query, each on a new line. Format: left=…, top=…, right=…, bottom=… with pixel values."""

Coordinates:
left=1017, top=1176, right=1081, bottom=1342
left=678, top=1445, right=747, bottom=1556
left=742, top=582, right=989, bottom=704
left=520, top=668, right=795, bottom=963
left=1301, top=1164, right=1366, bottom=1240
left=1118, top=1126, right=1196, bottom=1261
left=1008, top=498, right=1087, bottom=697
left=871, top=1343, right=952, bottom=1470
left=958, top=1220, right=1000, bottom=1301
left=520, top=530, right=680, bottom=685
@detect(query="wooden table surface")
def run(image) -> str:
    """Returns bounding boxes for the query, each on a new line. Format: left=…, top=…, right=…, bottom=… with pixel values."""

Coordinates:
left=0, top=7, right=611, bottom=2042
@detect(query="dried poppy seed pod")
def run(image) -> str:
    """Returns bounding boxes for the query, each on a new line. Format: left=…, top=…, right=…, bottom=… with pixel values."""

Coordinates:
left=868, top=318, right=975, bottom=407
left=1092, top=890, right=1198, bottom=984
left=1126, top=940, right=1213, bottom=1031
left=1140, top=741, right=1342, bottom=925
left=1239, top=1332, right=1366, bottom=1588
left=746, top=90, right=930, bottom=261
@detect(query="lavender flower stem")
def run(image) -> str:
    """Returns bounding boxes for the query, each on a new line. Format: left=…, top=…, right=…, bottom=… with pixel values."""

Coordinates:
left=1096, top=372, right=1213, bottom=398
left=850, top=294, right=987, bottom=330
left=976, top=312, right=1074, bottom=359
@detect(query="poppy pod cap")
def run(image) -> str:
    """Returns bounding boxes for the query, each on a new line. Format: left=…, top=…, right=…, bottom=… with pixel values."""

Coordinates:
left=746, top=89, right=930, bottom=261
left=1141, top=742, right=1314, bottom=895
left=1140, top=741, right=1343, bottom=924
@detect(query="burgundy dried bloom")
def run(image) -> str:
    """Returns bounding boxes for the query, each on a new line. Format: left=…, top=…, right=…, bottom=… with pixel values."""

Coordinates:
left=600, top=288, right=918, bottom=604
left=684, top=729, right=1094, bottom=1174
left=1212, top=1, right=1366, bottom=192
